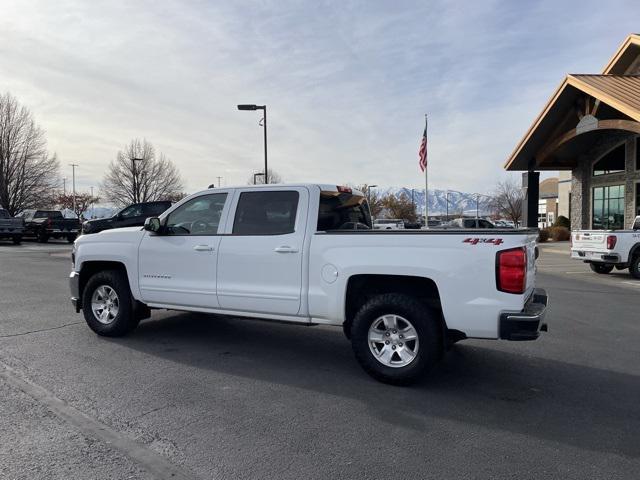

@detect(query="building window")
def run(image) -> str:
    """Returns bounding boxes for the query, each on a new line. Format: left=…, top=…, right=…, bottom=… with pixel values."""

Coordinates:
left=636, top=183, right=640, bottom=217
left=636, top=137, right=640, bottom=170
left=593, top=144, right=625, bottom=176
left=592, top=185, right=625, bottom=229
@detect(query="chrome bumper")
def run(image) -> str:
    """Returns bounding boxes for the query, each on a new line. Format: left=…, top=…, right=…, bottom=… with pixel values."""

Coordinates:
left=499, top=288, right=549, bottom=341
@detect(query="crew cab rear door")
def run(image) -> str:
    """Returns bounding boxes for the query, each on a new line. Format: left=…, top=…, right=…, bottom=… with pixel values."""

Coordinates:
left=217, top=187, right=309, bottom=316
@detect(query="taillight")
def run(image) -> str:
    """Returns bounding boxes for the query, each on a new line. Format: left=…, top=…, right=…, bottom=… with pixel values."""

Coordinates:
left=336, top=185, right=352, bottom=193
left=496, top=247, right=527, bottom=294
left=606, top=235, right=617, bottom=250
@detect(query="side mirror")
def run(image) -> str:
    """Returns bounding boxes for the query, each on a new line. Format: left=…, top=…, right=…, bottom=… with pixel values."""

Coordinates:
left=144, top=217, right=162, bottom=233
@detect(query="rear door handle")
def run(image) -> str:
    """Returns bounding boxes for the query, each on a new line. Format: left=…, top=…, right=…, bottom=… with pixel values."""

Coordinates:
left=274, top=245, right=299, bottom=253
left=194, top=245, right=214, bottom=252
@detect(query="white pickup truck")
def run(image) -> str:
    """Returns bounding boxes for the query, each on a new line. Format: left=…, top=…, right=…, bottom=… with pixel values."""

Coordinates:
left=69, top=184, right=548, bottom=384
left=571, top=216, right=640, bottom=278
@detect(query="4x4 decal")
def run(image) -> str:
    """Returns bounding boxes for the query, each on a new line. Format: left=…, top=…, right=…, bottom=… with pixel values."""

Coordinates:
left=463, top=238, right=504, bottom=246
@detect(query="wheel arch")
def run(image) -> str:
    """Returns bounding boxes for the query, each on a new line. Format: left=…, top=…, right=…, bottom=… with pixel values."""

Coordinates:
left=627, top=242, right=640, bottom=263
left=343, top=274, right=446, bottom=339
left=78, top=260, right=129, bottom=305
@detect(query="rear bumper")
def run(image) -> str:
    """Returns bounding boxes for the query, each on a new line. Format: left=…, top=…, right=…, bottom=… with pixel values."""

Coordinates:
left=499, top=288, right=549, bottom=341
left=571, top=250, right=621, bottom=263
left=69, top=271, right=81, bottom=312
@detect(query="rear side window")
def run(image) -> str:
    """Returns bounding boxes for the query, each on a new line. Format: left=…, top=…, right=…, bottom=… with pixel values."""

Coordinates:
left=233, top=191, right=299, bottom=235
left=478, top=219, right=494, bottom=228
left=318, top=191, right=372, bottom=231
left=463, top=219, right=475, bottom=228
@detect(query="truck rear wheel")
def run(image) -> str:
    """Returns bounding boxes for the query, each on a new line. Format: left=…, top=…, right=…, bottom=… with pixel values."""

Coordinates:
left=37, top=231, right=49, bottom=243
left=82, top=270, right=139, bottom=337
left=12, top=235, right=21, bottom=245
left=350, top=293, right=441, bottom=385
left=629, top=256, right=640, bottom=279
left=590, top=263, right=614, bottom=274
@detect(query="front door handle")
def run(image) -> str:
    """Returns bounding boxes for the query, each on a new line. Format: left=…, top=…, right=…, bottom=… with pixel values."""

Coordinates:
left=274, top=245, right=299, bottom=253
left=194, top=245, right=214, bottom=252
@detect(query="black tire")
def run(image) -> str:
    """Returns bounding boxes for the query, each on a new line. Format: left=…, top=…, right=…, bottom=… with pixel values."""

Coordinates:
left=37, top=231, right=49, bottom=243
left=12, top=235, right=21, bottom=245
left=350, top=293, right=441, bottom=385
left=67, top=234, right=77, bottom=243
left=82, top=270, right=139, bottom=337
left=629, top=256, right=640, bottom=280
left=590, top=263, right=614, bottom=274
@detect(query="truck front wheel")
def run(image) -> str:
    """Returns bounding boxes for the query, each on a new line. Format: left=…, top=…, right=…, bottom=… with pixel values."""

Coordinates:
left=590, top=263, right=614, bottom=274
left=629, top=256, right=640, bottom=279
left=350, top=293, right=441, bottom=385
left=82, top=270, right=139, bottom=336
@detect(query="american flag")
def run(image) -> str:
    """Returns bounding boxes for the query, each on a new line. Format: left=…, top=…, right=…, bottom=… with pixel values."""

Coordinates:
left=418, top=119, right=428, bottom=172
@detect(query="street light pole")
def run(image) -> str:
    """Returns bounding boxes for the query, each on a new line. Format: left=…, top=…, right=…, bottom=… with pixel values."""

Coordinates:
left=69, top=164, right=78, bottom=217
left=237, top=104, right=268, bottom=184
left=446, top=190, right=449, bottom=221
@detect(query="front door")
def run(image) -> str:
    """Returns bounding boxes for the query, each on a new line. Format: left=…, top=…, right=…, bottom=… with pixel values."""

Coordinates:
left=217, top=188, right=308, bottom=316
left=138, top=192, right=230, bottom=308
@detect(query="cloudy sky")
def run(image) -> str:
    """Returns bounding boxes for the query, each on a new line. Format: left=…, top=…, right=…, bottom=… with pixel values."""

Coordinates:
left=1, top=0, right=638, bottom=195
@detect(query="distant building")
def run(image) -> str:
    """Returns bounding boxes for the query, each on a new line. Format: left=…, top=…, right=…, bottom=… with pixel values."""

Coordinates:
left=538, top=177, right=559, bottom=228
left=505, top=34, right=640, bottom=230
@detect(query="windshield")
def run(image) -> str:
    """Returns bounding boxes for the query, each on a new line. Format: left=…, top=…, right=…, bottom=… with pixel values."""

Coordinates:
left=317, top=191, right=372, bottom=230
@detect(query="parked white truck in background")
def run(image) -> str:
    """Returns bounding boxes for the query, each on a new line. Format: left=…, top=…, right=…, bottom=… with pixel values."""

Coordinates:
left=69, top=184, right=548, bottom=384
left=571, top=216, right=640, bottom=278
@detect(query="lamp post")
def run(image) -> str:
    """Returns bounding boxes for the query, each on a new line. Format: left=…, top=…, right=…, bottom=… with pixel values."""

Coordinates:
left=69, top=164, right=78, bottom=218
left=131, top=158, right=143, bottom=203
left=473, top=193, right=492, bottom=219
left=237, top=104, right=268, bottom=184
left=445, top=190, right=449, bottom=221
left=253, top=172, right=265, bottom=185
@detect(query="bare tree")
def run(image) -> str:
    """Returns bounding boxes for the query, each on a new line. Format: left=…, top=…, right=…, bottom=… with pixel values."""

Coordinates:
left=356, top=184, right=383, bottom=218
left=380, top=193, right=418, bottom=222
left=55, top=192, right=100, bottom=219
left=489, top=178, right=523, bottom=226
left=0, top=93, right=60, bottom=215
left=101, top=139, right=184, bottom=207
left=247, top=168, right=283, bottom=185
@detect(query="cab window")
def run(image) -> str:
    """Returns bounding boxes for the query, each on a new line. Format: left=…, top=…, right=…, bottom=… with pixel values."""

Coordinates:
left=233, top=191, right=299, bottom=235
left=165, top=194, right=227, bottom=235
left=120, top=205, right=143, bottom=219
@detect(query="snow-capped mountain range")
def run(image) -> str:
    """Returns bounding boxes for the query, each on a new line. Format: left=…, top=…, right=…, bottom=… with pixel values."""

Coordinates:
left=373, top=187, right=492, bottom=216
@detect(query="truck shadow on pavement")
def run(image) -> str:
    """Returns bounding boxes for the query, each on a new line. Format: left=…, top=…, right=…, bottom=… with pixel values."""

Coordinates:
left=115, top=311, right=640, bottom=459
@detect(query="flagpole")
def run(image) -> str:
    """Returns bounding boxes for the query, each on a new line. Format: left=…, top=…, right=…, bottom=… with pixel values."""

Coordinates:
left=424, top=114, right=429, bottom=228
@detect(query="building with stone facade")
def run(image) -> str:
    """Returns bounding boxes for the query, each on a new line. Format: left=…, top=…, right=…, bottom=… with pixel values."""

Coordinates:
left=505, top=34, right=640, bottom=230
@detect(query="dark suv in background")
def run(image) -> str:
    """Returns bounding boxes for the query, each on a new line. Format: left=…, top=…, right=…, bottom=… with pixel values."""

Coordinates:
left=81, top=201, right=172, bottom=235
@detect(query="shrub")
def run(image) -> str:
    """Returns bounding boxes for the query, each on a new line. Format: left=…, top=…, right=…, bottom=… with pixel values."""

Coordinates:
left=550, top=226, right=570, bottom=241
left=538, top=228, right=550, bottom=243
left=554, top=215, right=571, bottom=229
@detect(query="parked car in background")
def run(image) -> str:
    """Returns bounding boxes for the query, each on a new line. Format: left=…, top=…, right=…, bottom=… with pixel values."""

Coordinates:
left=373, top=219, right=404, bottom=230
left=17, top=210, right=80, bottom=243
left=446, top=218, right=496, bottom=229
left=426, top=220, right=443, bottom=228
left=0, top=208, right=24, bottom=244
left=81, top=201, right=172, bottom=235
left=571, top=216, right=640, bottom=278
left=69, top=183, right=547, bottom=385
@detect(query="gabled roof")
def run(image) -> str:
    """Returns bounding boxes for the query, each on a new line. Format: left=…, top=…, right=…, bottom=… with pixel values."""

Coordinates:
left=504, top=34, right=640, bottom=171
left=568, top=75, right=640, bottom=121
left=603, top=34, right=640, bottom=74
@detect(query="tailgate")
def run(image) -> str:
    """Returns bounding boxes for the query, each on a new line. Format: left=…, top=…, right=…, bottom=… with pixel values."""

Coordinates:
left=572, top=231, right=607, bottom=250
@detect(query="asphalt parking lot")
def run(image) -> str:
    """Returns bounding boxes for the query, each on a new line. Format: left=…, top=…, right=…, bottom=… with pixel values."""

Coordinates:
left=1, top=241, right=639, bottom=479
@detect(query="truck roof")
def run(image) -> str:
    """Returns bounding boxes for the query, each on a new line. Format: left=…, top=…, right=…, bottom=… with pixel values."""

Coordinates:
left=201, top=183, right=365, bottom=197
